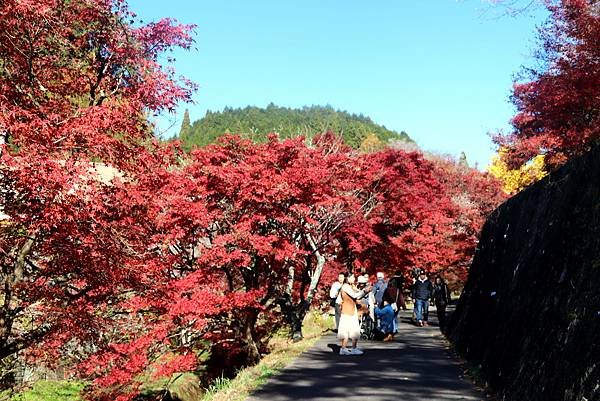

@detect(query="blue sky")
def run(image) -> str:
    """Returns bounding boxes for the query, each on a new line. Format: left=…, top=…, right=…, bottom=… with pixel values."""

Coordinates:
left=128, top=0, right=548, bottom=168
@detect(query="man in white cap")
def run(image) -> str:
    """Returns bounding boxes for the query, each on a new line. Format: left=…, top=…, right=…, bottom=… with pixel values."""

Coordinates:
left=373, top=272, right=388, bottom=307
left=356, top=275, right=375, bottom=320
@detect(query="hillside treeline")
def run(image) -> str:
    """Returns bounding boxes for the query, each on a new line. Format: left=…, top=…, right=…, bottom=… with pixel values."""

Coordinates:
left=177, top=104, right=413, bottom=150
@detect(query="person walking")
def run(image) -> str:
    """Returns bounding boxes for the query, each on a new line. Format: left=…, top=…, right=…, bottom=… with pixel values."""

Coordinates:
left=432, top=275, right=452, bottom=331
left=329, top=272, right=346, bottom=332
left=412, top=270, right=433, bottom=327
left=338, top=273, right=370, bottom=355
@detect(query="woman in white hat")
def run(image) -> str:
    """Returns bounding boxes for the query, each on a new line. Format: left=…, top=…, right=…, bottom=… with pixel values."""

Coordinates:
left=338, top=273, right=371, bottom=355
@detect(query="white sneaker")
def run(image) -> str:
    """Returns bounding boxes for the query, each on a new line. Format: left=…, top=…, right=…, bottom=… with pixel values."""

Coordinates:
left=350, top=347, right=364, bottom=355
left=339, top=348, right=352, bottom=355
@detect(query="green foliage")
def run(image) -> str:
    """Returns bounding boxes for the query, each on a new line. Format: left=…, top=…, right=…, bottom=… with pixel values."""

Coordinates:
left=179, top=109, right=192, bottom=141
left=10, top=380, right=83, bottom=401
left=202, top=375, right=232, bottom=400
left=177, top=104, right=413, bottom=151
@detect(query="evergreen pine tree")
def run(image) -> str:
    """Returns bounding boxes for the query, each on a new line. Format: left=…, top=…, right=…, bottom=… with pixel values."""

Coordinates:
left=179, top=109, right=191, bottom=140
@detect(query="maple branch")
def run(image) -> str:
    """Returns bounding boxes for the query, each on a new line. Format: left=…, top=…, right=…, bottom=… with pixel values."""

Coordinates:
left=285, top=263, right=295, bottom=296
left=0, top=324, right=52, bottom=360
left=303, top=233, right=326, bottom=308
left=13, top=235, right=36, bottom=285
left=222, top=265, right=235, bottom=292
left=89, top=47, right=111, bottom=106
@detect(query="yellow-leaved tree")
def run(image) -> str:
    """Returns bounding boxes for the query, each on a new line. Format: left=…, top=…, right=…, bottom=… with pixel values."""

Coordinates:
left=487, top=148, right=547, bottom=195
left=359, top=132, right=385, bottom=153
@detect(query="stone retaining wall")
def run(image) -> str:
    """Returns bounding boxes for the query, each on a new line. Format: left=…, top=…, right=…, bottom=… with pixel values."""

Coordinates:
left=448, top=146, right=600, bottom=401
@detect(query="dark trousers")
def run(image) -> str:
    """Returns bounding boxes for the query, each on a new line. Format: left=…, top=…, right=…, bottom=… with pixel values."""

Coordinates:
left=415, top=299, right=429, bottom=322
left=437, top=304, right=447, bottom=329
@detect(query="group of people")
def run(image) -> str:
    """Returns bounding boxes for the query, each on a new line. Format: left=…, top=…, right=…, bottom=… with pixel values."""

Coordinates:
left=329, top=269, right=452, bottom=356
left=410, top=269, right=452, bottom=328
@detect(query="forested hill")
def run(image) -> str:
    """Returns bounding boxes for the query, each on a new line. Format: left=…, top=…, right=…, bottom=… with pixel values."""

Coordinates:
left=177, top=104, right=413, bottom=150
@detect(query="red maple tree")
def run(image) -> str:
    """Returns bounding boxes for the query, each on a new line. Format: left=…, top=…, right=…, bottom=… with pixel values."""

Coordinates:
left=427, top=155, right=506, bottom=285
left=0, top=2, right=506, bottom=399
left=73, top=133, right=503, bottom=399
left=336, top=150, right=504, bottom=288
left=0, top=0, right=194, bottom=397
left=495, top=0, right=600, bottom=169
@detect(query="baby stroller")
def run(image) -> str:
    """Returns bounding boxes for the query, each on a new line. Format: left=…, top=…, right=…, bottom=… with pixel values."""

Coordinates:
left=360, top=314, right=377, bottom=340
left=360, top=314, right=387, bottom=341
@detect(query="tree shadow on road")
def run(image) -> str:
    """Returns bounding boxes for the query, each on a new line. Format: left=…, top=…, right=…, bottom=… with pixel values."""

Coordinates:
left=248, top=311, right=485, bottom=401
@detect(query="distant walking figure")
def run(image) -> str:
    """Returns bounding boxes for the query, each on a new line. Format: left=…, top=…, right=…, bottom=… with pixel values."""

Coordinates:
left=329, top=272, right=346, bottom=331
left=412, top=270, right=433, bottom=327
left=432, top=275, right=451, bottom=331
left=338, top=273, right=370, bottom=355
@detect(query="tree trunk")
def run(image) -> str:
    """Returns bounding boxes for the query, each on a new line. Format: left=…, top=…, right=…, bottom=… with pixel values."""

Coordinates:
left=279, top=233, right=328, bottom=341
left=240, top=311, right=260, bottom=365
left=289, top=307, right=307, bottom=342
left=280, top=260, right=306, bottom=341
left=0, top=236, right=36, bottom=361
left=279, top=293, right=308, bottom=342
left=304, top=235, right=326, bottom=308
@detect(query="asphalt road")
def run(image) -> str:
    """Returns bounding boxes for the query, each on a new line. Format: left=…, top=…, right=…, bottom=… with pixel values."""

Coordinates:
left=246, top=309, right=485, bottom=401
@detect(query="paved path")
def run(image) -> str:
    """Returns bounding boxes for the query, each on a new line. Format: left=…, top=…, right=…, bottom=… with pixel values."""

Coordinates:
left=247, top=309, right=485, bottom=401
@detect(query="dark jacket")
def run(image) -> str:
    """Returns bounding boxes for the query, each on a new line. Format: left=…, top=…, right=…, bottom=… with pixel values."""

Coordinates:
left=388, top=275, right=404, bottom=289
left=382, top=286, right=406, bottom=310
left=432, top=282, right=451, bottom=306
left=412, top=278, right=433, bottom=300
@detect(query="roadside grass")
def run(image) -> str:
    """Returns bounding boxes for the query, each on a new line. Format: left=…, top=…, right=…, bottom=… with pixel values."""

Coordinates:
left=138, top=371, right=203, bottom=401
left=200, top=311, right=332, bottom=401
left=2, top=380, right=83, bottom=401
